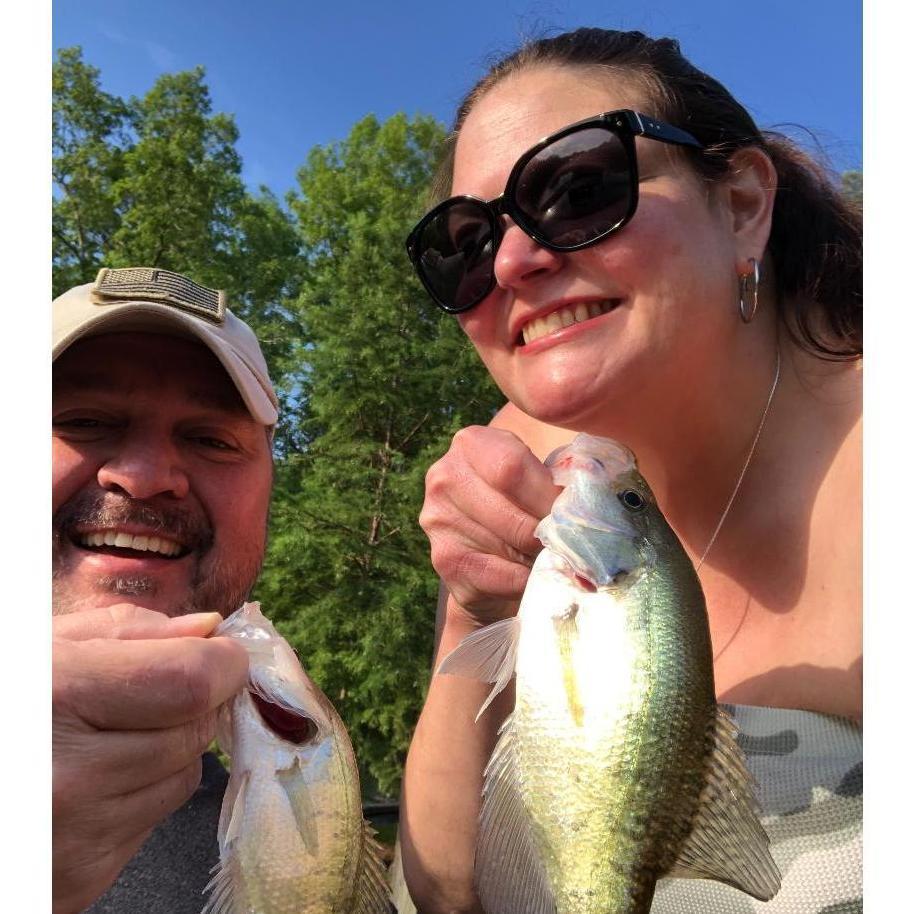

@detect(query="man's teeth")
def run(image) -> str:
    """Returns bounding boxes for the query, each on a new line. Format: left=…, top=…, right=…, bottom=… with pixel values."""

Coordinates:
left=79, top=531, right=183, bottom=556
left=522, top=300, right=617, bottom=344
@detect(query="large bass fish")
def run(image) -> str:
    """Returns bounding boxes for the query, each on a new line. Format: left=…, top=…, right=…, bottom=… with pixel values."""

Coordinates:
left=439, top=434, right=781, bottom=914
left=202, top=602, right=390, bottom=914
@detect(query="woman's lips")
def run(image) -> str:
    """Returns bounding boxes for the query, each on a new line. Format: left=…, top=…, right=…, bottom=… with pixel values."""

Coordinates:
left=518, top=299, right=622, bottom=346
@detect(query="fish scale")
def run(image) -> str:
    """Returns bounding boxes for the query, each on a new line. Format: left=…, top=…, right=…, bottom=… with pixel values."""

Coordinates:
left=438, top=434, right=780, bottom=914
left=202, top=602, right=390, bottom=914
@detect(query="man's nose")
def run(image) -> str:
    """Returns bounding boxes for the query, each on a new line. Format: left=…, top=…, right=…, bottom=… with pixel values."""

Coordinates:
left=493, top=221, right=564, bottom=292
left=96, top=435, right=190, bottom=500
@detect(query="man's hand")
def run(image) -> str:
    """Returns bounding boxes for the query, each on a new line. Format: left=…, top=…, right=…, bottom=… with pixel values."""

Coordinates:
left=419, top=426, right=560, bottom=625
left=52, top=604, right=249, bottom=914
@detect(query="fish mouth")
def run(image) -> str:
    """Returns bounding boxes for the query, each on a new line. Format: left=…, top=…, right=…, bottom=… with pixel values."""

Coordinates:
left=251, top=692, right=319, bottom=745
left=537, top=507, right=642, bottom=589
left=558, top=552, right=635, bottom=591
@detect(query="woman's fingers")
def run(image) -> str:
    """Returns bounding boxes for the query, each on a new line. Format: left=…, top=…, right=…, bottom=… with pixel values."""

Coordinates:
left=420, top=426, right=561, bottom=618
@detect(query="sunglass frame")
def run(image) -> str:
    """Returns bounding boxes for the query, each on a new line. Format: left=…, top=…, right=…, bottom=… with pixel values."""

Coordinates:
left=406, top=109, right=703, bottom=313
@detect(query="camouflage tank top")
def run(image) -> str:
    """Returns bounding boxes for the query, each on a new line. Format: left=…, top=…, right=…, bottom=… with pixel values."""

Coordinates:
left=651, top=704, right=862, bottom=914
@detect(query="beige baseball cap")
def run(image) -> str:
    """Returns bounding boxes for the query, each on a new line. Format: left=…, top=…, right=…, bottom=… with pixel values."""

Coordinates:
left=52, top=267, right=279, bottom=426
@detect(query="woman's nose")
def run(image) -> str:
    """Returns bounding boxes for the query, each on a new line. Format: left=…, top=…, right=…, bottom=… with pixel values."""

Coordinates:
left=493, top=221, right=564, bottom=292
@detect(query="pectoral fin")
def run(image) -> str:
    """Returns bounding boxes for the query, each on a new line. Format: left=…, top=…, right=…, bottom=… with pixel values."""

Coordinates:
left=277, top=758, right=320, bottom=856
left=214, top=702, right=234, bottom=757
left=665, top=707, right=781, bottom=900
left=476, top=713, right=557, bottom=914
left=352, top=819, right=393, bottom=914
left=437, top=617, right=521, bottom=721
left=216, top=767, right=248, bottom=852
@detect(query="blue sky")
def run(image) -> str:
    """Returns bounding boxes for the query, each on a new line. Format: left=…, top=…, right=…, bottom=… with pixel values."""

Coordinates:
left=53, top=0, right=862, bottom=198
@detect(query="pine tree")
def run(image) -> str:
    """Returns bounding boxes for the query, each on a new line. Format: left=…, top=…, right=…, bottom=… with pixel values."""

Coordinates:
left=255, top=113, right=503, bottom=795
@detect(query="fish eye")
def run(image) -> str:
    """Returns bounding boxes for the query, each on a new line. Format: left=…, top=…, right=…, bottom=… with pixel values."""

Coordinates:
left=618, top=489, right=646, bottom=512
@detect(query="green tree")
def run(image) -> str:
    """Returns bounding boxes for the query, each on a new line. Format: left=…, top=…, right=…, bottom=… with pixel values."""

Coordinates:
left=52, top=47, right=130, bottom=294
left=255, top=113, right=503, bottom=795
left=52, top=48, right=304, bottom=417
left=53, top=47, right=503, bottom=796
left=107, top=68, right=244, bottom=278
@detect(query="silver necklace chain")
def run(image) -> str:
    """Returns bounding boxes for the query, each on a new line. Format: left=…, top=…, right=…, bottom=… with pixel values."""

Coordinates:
left=695, top=348, right=781, bottom=571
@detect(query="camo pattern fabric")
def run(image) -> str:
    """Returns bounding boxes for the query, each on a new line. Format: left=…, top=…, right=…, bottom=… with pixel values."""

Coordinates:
left=651, top=704, right=862, bottom=914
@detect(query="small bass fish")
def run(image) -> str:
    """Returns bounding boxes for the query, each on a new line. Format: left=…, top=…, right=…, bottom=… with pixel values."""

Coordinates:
left=202, top=602, right=390, bottom=914
left=439, top=434, right=780, bottom=914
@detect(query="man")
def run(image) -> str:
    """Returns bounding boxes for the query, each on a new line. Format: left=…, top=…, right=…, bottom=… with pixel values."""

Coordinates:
left=52, top=267, right=278, bottom=913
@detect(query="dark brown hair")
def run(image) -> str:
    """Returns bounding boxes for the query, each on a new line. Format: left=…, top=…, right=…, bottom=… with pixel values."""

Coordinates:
left=434, top=29, right=862, bottom=360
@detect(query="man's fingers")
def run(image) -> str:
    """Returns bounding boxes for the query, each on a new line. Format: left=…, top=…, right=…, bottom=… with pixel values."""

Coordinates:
left=53, top=603, right=224, bottom=642
left=53, top=758, right=203, bottom=896
left=116, top=756, right=204, bottom=838
left=52, top=827, right=153, bottom=914
left=54, top=713, right=219, bottom=799
left=54, top=636, right=249, bottom=730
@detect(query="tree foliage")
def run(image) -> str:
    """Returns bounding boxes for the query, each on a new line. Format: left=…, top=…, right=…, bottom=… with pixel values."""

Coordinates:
left=52, top=48, right=130, bottom=292
left=52, top=48, right=504, bottom=796
left=256, top=114, right=502, bottom=794
left=52, top=47, right=306, bottom=445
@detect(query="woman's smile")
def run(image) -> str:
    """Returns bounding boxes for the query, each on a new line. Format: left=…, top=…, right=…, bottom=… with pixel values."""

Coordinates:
left=517, top=298, right=622, bottom=346
left=517, top=298, right=624, bottom=351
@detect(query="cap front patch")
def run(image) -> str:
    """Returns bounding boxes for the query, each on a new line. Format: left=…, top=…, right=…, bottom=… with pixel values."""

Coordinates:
left=91, top=267, right=226, bottom=324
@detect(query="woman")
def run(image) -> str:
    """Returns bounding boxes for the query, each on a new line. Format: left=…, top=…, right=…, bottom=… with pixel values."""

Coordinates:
left=400, top=29, right=861, bottom=914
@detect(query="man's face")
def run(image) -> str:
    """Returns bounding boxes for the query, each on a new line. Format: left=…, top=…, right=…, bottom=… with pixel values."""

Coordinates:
left=52, top=332, right=273, bottom=617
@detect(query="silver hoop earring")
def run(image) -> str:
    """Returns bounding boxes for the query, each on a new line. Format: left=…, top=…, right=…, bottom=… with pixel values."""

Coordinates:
left=738, top=258, right=760, bottom=323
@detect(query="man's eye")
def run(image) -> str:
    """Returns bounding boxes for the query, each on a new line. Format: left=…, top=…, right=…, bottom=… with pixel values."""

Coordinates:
left=54, top=417, right=108, bottom=429
left=194, top=436, right=234, bottom=451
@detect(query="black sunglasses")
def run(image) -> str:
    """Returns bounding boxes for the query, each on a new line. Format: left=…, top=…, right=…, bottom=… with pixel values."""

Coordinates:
left=406, top=109, right=703, bottom=314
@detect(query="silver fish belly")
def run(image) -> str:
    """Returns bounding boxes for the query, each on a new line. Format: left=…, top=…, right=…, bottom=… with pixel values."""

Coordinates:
left=202, top=601, right=390, bottom=914
left=439, top=434, right=781, bottom=914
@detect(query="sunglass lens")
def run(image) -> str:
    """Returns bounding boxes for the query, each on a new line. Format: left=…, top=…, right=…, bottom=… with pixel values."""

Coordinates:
left=417, top=200, right=496, bottom=311
left=514, top=127, right=633, bottom=248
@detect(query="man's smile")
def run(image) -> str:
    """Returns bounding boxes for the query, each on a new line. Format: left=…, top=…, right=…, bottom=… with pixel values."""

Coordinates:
left=72, top=527, right=189, bottom=559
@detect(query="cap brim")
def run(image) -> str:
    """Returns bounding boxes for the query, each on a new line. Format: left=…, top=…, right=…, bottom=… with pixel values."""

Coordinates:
left=52, top=301, right=278, bottom=426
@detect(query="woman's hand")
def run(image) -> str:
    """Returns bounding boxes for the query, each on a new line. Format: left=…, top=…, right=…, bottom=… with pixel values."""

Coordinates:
left=419, top=425, right=561, bottom=623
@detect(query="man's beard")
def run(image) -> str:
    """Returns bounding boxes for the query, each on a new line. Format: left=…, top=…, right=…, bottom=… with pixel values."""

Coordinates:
left=52, top=491, right=264, bottom=617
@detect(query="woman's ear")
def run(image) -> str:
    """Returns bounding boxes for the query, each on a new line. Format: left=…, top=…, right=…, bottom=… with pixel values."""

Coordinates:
left=720, top=146, right=778, bottom=269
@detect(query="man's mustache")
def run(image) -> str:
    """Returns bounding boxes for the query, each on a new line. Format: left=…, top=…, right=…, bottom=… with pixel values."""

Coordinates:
left=53, top=490, right=213, bottom=553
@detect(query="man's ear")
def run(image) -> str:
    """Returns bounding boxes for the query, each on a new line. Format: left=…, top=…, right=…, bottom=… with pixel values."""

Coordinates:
left=720, top=146, right=778, bottom=269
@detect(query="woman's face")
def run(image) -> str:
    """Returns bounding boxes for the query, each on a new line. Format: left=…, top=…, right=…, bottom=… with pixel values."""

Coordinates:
left=451, top=66, right=745, bottom=432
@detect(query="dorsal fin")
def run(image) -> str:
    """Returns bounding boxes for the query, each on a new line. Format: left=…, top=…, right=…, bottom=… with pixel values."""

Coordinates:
left=665, top=707, right=781, bottom=899
left=352, top=819, right=393, bottom=913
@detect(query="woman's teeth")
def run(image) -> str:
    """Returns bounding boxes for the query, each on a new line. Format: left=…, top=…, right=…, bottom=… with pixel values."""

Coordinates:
left=521, top=300, right=618, bottom=344
left=78, top=530, right=183, bottom=557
